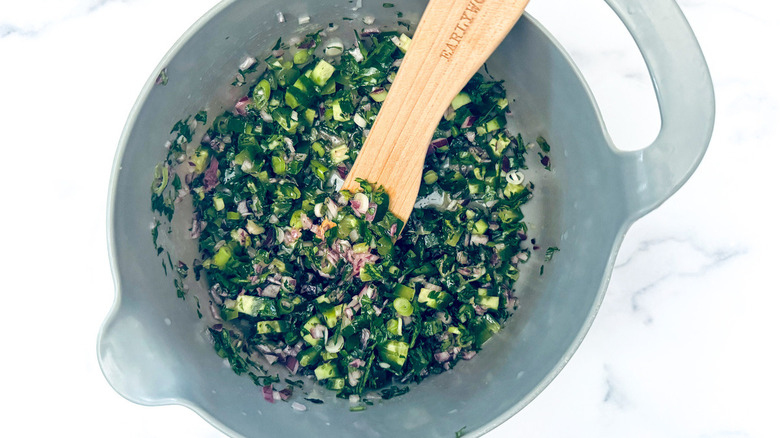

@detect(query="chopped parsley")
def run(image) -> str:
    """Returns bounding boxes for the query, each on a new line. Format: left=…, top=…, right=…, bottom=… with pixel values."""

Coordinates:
left=150, top=27, right=557, bottom=409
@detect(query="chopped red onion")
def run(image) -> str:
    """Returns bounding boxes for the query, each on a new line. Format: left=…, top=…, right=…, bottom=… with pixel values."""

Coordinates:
left=348, top=369, right=362, bottom=387
left=234, top=96, right=251, bottom=116
left=298, top=38, right=316, bottom=49
left=428, top=138, right=449, bottom=155
left=300, top=213, right=313, bottom=230
left=190, top=218, right=203, bottom=239
left=434, top=351, right=451, bottom=363
left=351, top=193, right=370, bottom=215
left=278, top=387, right=292, bottom=401
left=202, top=157, right=219, bottom=192
left=461, top=350, right=477, bottom=360
left=336, top=164, right=349, bottom=179
left=423, top=283, right=442, bottom=292
left=310, top=324, right=327, bottom=340
left=237, top=200, right=251, bottom=217
left=466, top=131, right=476, bottom=143
left=264, top=354, right=278, bottom=365
left=291, top=402, right=307, bottom=412
left=239, top=56, right=257, bottom=71
left=261, top=284, right=281, bottom=298
left=471, top=234, right=489, bottom=245
left=461, top=116, right=476, bottom=129
left=360, top=27, right=380, bottom=37
left=365, top=202, right=377, bottom=222
left=256, top=344, right=273, bottom=354
left=360, top=328, right=370, bottom=349
left=209, top=302, right=222, bottom=320
left=262, top=385, right=275, bottom=403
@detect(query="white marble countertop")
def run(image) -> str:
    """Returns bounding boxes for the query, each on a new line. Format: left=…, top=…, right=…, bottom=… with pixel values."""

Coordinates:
left=2, top=0, right=778, bottom=436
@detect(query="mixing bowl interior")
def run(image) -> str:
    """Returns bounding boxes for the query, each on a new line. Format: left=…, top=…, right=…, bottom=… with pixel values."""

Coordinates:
left=100, top=1, right=629, bottom=436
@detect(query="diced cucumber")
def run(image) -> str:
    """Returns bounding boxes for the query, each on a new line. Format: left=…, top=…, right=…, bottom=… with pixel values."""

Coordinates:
left=423, top=170, right=438, bottom=185
left=191, top=148, right=210, bottom=174
left=304, top=108, right=317, bottom=125
left=311, top=60, right=336, bottom=86
left=326, top=377, right=345, bottom=391
left=386, top=318, right=402, bottom=336
left=253, top=79, right=271, bottom=108
left=322, top=304, right=343, bottom=328
left=212, top=245, right=232, bottom=269
left=474, top=219, right=489, bottom=235
left=489, top=133, right=511, bottom=157
left=369, top=88, right=388, bottom=102
left=503, top=182, right=525, bottom=198
left=332, top=100, right=350, bottom=122
left=314, top=361, right=339, bottom=380
left=256, top=320, right=288, bottom=334
left=236, top=295, right=278, bottom=318
left=392, top=33, right=412, bottom=53
left=478, top=296, right=500, bottom=311
left=485, top=117, right=503, bottom=132
left=393, top=284, right=415, bottom=300
left=321, top=78, right=337, bottom=95
left=378, top=340, right=409, bottom=371
left=418, top=288, right=452, bottom=310
left=320, top=351, right=338, bottom=361
left=451, top=92, right=472, bottom=110
left=297, top=346, right=322, bottom=367
left=293, top=49, right=311, bottom=65
left=301, top=315, right=324, bottom=345
left=330, top=144, right=350, bottom=163
left=475, top=314, right=502, bottom=346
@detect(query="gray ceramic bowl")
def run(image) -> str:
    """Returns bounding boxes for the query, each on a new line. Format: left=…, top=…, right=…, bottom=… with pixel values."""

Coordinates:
left=98, top=0, right=714, bottom=436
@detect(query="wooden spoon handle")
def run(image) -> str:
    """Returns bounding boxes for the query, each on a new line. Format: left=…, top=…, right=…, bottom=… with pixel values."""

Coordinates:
left=343, top=0, right=529, bottom=221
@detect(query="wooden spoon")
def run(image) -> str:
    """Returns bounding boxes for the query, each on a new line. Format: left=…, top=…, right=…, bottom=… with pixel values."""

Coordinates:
left=342, top=0, right=530, bottom=222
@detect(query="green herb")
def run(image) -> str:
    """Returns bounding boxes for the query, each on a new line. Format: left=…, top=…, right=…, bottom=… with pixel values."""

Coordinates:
left=152, top=27, right=553, bottom=408
left=380, top=385, right=410, bottom=399
left=537, top=136, right=551, bottom=153
left=304, top=397, right=324, bottom=404
left=545, top=246, right=560, bottom=262
left=285, top=378, right=305, bottom=388
left=156, top=68, right=168, bottom=86
left=455, top=426, right=467, bottom=438
left=195, top=110, right=208, bottom=124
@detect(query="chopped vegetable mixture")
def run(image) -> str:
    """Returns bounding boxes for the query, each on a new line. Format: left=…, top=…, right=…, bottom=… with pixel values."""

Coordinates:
left=152, top=28, right=551, bottom=407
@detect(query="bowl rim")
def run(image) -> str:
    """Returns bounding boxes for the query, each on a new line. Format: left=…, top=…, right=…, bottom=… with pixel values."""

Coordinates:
left=98, top=2, right=630, bottom=437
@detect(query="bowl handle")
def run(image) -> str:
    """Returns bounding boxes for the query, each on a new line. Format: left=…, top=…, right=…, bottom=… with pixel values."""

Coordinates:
left=606, top=0, right=715, bottom=219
